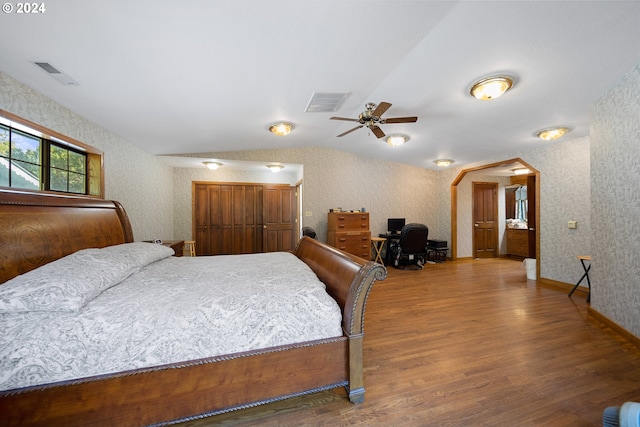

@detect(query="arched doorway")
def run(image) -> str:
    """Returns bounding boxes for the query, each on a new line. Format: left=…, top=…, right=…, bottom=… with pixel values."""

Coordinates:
left=450, top=158, right=540, bottom=278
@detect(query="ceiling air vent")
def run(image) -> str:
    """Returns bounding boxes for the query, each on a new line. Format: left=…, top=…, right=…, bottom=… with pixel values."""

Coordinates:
left=304, top=92, right=350, bottom=113
left=33, top=61, right=79, bottom=86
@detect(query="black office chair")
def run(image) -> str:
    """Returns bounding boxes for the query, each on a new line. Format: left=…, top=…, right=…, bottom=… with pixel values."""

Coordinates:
left=301, top=226, right=317, bottom=239
left=390, top=223, right=429, bottom=269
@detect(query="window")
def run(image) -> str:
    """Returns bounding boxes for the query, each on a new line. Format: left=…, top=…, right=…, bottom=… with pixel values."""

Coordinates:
left=49, top=143, right=86, bottom=193
left=1, top=126, right=42, bottom=190
left=0, top=110, right=103, bottom=197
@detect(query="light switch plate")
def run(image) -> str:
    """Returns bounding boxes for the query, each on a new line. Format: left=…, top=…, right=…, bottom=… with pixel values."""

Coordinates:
left=568, top=220, right=577, bottom=229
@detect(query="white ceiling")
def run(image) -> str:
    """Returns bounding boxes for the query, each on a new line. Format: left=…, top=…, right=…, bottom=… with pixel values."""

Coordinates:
left=1, top=1, right=638, bottom=171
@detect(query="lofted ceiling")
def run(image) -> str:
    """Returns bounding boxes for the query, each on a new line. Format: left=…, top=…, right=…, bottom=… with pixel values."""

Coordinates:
left=0, top=1, right=638, bottom=171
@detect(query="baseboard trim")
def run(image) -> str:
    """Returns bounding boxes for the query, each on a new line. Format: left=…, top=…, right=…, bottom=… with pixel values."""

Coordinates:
left=588, top=307, right=640, bottom=350
left=537, top=277, right=589, bottom=294
left=538, top=278, right=639, bottom=349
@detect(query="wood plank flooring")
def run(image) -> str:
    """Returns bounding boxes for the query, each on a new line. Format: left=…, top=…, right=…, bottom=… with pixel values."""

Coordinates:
left=175, top=258, right=640, bottom=427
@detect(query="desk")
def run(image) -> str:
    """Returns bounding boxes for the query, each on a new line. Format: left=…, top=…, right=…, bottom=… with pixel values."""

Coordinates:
left=568, top=255, right=591, bottom=303
left=370, top=237, right=386, bottom=264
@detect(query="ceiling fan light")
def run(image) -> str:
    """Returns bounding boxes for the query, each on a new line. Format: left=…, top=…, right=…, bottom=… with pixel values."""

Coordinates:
left=386, top=134, right=409, bottom=147
left=203, top=161, right=223, bottom=170
left=470, top=75, right=514, bottom=100
left=434, top=159, right=454, bottom=167
left=267, top=164, right=284, bottom=173
left=536, top=127, right=569, bottom=141
left=268, top=122, right=293, bottom=136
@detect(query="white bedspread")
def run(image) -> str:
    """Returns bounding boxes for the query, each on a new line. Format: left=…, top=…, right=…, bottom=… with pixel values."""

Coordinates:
left=0, top=251, right=343, bottom=391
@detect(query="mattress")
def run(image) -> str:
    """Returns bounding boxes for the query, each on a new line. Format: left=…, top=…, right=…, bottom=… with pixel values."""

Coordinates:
left=0, top=244, right=343, bottom=391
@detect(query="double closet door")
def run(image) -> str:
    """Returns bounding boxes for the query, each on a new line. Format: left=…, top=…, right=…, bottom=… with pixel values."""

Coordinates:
left=193, top=182, right=296, bottom=256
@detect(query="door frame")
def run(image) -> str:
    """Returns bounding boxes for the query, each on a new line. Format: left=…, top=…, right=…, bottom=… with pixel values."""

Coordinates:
left=450, top=158, right=540, bottom=277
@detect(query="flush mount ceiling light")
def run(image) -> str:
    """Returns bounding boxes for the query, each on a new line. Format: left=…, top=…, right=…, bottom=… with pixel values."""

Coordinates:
left=536, top=127, right=570, bottom=141
left=469, top=75, right=514, bottom=101
left=267, top=164, right=284, bottom=173
left=386, top=134, right=409, bottom=147
left=434, top=159, right=455, bottom=167
left=203, top=161, right=223, bottom=170
left=268, top=122, right=293, bottom=136
left=512, top=167, right=531, bottom=175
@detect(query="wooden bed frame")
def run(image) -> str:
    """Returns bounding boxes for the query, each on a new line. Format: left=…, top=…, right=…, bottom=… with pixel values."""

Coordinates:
left=0, top=189, right=387, bottom=427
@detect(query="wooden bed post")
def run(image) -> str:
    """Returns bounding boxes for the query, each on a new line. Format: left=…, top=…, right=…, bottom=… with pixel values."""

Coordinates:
left=347, top=334, right=366, bottom=403
left=343, top=261, right=386, bottom=403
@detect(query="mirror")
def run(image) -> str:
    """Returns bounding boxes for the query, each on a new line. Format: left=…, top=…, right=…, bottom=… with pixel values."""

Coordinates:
left=506, top=185, right=528, bottom=228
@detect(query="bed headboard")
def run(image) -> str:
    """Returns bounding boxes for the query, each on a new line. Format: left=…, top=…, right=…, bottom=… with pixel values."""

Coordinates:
left=0, top=189, right=134, bottom=284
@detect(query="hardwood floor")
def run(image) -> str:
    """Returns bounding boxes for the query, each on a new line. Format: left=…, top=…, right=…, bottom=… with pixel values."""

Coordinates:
left=176, top=258, right=640, bottom=427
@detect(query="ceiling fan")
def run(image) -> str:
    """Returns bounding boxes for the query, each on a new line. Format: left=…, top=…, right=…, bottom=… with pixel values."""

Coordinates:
left=330, top=102, right=418, bottom=139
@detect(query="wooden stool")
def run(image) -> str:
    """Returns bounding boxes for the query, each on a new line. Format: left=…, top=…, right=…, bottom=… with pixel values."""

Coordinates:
left=184, top=240, right=196, bottom=257
left=370, top=237, right=386, bottom=264
left=569, top=255, right=591, bottom=302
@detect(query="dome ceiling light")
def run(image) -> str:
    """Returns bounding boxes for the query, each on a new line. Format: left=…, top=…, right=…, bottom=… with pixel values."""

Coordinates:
left=203, top=161, right=223, bottom=170
left=469, top=75, right=514, bottom=101
left=434, top=159, right=455, bottom=167
left=536, top=127, right=570, bottom=141
left=268, top=122, right=293, bottom=136
left=267, top=164, right=284, bottom=173
left=512, top=167, right=531, bottom=175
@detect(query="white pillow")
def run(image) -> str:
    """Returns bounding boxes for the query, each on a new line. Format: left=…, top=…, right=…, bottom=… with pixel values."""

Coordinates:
left=99, top=242, right=175, bottom=268
left=0, top=242, right=174, bottom=313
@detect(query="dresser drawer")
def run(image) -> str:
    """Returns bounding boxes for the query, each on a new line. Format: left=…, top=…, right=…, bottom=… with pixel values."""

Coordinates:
left=330, top=231, right=371, bottom=258
left=327, top=212, right=369, bottom=231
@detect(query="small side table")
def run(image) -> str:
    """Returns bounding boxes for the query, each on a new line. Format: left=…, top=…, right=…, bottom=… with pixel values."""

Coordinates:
left=569, top=255, right=591, bottom=303
left=184, top=240, right=196, bottom=257
left=370, top=237, right=386, bottom=264
left=144, top=240, right=184, bottom=257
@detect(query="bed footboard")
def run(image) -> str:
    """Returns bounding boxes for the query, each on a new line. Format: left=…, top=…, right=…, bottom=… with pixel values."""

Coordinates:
left=294, top=236, right=387, bottom=402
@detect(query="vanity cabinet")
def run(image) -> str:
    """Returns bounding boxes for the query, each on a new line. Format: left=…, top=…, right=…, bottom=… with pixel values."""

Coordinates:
left=506, top=229, right=529, bottom=257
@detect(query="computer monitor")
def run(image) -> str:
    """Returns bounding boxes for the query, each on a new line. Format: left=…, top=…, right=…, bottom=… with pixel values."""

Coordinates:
left=387, top=218, right=406, bottom=234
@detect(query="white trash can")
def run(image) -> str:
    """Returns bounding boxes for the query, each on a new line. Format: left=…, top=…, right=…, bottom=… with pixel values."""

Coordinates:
left=523, top=258, right=536, bottom=280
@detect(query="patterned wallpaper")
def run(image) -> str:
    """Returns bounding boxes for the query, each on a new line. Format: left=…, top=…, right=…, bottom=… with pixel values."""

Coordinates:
left=0, top=72, right=174, bottom=241
left=590, top=63, right=640, bottom=337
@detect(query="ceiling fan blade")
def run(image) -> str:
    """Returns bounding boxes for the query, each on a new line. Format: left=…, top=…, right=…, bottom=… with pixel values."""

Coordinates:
left=337, top=125, right=363, bottom=137
left=330, top=116, right=359, bottom=122
left=370, top=125, right=386, bottom=139
left=371, top=102, right=392, bottom=117
left=384, top=116, right=418, bottom=124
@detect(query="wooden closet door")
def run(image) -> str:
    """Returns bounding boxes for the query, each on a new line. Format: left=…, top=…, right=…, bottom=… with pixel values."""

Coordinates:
left=193, top=183, right=231, bottom=255
left=263, top=185, right=296, bottom=253
left=193, top=184, right=210, bottom=256
left=193, top=182, right=266, bottom=255
left=232, top=185, right=263, bottom=254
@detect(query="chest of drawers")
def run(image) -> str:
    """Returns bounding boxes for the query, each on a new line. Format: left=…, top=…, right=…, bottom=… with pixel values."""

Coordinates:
left=327, top=212, right=371, bottom=259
